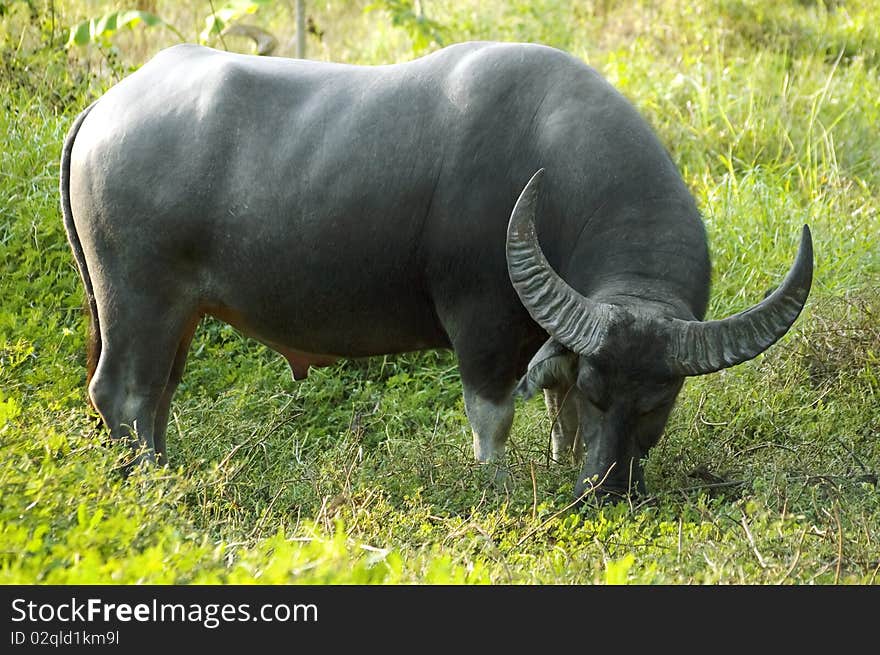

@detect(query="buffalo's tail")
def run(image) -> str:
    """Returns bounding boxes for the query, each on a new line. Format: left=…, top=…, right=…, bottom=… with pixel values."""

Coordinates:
left=60, top=103, right=100, bottom=398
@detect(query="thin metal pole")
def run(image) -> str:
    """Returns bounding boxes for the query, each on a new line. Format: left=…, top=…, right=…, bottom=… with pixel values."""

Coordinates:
left=296, top=0, right=306, bottom=59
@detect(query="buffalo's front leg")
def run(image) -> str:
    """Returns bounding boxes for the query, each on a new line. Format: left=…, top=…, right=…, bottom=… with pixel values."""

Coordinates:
left=544, top=386, right=581, bottom=464
left=450, top=334, right=518, bottom=485
left=463, top=382, right=514, bottom=477
left=437, top=291, right=527, bottom=487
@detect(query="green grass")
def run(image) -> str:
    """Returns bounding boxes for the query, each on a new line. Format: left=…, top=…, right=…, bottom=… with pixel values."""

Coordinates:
left=1, top=0, right=878, bottom=584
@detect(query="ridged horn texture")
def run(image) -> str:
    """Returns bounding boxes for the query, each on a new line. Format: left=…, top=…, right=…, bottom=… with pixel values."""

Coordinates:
left=664, top=225, right=813, bottom=376
left=506, top=169, right=619, bottom=356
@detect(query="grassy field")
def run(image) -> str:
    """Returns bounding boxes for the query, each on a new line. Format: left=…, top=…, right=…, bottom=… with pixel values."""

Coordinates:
left=1, top=0, right=878, bottom=584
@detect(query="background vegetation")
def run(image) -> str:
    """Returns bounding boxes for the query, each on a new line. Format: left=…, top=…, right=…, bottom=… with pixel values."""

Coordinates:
left=1, top=0, right=878, bottom=584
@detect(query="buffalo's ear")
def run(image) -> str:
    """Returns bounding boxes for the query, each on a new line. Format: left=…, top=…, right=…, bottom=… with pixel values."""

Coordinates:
left=514, top=339, right=577, bottom=400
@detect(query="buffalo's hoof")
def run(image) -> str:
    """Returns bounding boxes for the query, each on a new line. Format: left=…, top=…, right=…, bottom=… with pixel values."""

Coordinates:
left=117, top=445, right=157, bottom=477
left=574, top=481, right=641, bottom=507
left=481, top=461, right=512, bottom=491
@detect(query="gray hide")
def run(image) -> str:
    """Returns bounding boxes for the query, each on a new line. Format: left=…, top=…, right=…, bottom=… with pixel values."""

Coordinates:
left=61, top=42, right=812, bottom=499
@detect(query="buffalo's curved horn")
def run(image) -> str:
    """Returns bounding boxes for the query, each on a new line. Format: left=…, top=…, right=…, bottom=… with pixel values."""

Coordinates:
left=506, top=169, right=618, bottom=355
left=664, top=225, right=813, bottom=376
left=221, top=23, right=278, bottom=56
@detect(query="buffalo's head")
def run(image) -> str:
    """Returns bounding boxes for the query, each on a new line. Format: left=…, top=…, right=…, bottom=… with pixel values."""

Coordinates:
left=507, top=169, right=813, bottom=500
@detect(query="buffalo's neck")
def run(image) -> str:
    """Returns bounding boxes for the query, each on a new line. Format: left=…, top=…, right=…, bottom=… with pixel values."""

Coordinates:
left=555, top=195, right=711, bottom=321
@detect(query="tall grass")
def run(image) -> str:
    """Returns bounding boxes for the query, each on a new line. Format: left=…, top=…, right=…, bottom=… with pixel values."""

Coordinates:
left=1, top=0, right=878, bottom=583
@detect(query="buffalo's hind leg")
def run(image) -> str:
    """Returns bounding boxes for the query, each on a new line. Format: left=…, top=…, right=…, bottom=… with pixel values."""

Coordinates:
left=152, top=315, right=201, bottom=464
left=88, top=299, right=198, bottom=468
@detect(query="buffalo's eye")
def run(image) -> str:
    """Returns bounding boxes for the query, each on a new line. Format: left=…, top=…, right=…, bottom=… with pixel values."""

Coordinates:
left=576, top=364, right=607, bottom=410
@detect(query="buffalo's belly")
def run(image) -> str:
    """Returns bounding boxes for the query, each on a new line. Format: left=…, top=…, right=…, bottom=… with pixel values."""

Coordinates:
left=201, top=245, right=449, bottom=359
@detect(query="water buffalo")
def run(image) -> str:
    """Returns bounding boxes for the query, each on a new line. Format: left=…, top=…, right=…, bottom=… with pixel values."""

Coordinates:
left=61, top=41, right=812, bottom=498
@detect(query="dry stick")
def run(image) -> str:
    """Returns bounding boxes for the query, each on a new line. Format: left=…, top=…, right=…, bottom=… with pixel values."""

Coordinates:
left=216, top=411, right=303, bottom=473
left=515, top=463, right=617, bottom=549
left=342, top=441, right=362, bottom=499
left=677, top=479, right=745, bottom=494
left=833, top=503, right=843, bottom=585
left=347, top=488, right=379, bottom=534
left=788, top=382, right=834, bottom=411
left=315, top=495, right=331, bottom=533
left=248, top=484, right=288, bottom=541
left=869, top=559, right=880, bottom=585
left=733, top=442, right=798, bottom=457
left=425, top=408, right=443, bottom=486
left=677, top=518, right=683, bottom=565
left=739, top=512, right=767, bottom=569
left=472, top=524, right=514, bottom=584
left=775, top=527, right=809, bottom=585
left=626, top=457, right=636, bottom=512
left=807, top=560, right=835, bottom=584
left=692, top=392, right=706, bottom=430
left=832, top=435, right=869, bottom=473
left=530, top=461, right=538, bottom=522
left=628, top=479, right=744, bottom=510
